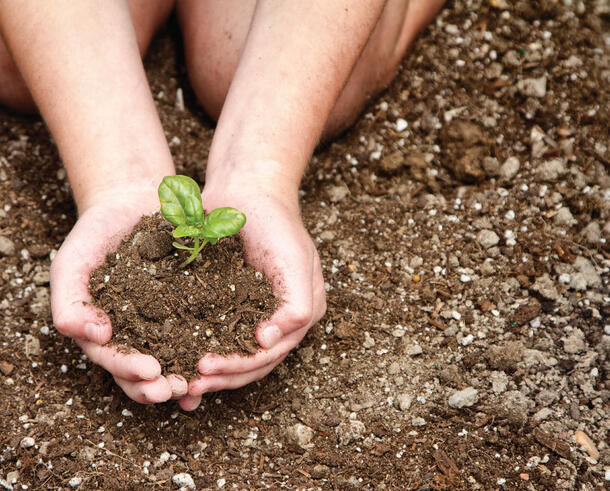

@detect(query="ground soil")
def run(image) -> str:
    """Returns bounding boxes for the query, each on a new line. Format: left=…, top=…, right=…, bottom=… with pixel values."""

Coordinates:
left=89, top=214, right=277, bottom=378
left=0, top=1, right=608, bottom=489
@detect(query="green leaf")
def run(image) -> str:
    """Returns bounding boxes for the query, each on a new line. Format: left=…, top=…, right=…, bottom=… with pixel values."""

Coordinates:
left=158, top=175, right=204, bottom=227
left=201, top=207, right=246, bottom=239
left=173, top=224, right=202, bottom=238
left=172, top=241, right=194, bottom=251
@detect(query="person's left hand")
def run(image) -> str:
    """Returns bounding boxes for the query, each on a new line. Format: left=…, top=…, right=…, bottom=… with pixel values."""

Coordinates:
left=50, top=182, right=201, bottom=411
left=187, top=177, right=326, bottom=399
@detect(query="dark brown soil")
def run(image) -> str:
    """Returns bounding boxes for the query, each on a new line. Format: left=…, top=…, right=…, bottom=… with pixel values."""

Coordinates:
left=89, top=214, right=278, bottom=377
left=1, top=1, right=608, bottom=489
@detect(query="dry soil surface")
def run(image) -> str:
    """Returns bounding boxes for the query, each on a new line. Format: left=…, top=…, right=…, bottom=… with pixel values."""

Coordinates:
left=0, top=1, right=608, bottom=489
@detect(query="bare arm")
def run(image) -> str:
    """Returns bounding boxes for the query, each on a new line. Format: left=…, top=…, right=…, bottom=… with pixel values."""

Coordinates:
left=194, top=0, right=387, bottom=391
left=205, top=0, right=386, bottom=193
left=0, top=0, right=173, bottom=211
left=0, top=1, right=191, bottom=406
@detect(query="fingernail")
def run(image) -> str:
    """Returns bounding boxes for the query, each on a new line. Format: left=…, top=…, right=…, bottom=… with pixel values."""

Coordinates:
left=84, top=323, right=102, bottom=343
left=260, top=325, right=282, bottom=348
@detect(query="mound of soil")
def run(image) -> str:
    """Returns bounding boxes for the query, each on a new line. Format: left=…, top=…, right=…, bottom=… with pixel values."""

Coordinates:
left=89, top=214, right=278, bottom=377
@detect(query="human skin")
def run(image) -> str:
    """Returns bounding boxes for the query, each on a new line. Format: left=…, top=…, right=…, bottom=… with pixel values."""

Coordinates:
left=0, top=0, right=445, bottom=409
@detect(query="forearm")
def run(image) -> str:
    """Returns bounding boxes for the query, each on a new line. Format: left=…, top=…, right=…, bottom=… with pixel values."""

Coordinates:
left=0, top=0, right=173, bottom=211
left=206, top=0, right=386, bottom=194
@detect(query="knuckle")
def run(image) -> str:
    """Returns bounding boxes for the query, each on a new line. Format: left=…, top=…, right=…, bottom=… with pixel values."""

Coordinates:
left=288, top=305, right=313, bottom=327
left=316, top=297, right=328, bottom=321
left=52, top=313, right=73, bottom=336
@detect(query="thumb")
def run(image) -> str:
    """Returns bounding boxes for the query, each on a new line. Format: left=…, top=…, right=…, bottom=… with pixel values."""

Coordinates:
left=50, top=224, right=113, bottom=344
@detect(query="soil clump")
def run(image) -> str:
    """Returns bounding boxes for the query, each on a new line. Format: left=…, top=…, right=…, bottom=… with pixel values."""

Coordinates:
left=89, top=214, right=278, bottom=377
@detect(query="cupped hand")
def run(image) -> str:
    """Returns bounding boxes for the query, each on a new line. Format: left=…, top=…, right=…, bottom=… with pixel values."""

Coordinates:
left=50, top=182, right=200, bottom=410
left=188, top=177, right=326, bottom=397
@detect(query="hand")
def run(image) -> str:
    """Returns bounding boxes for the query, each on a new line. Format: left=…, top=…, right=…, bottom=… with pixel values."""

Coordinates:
left=50, top=182, right=201, bottom=410
left=188, top=174, right=326, bottom=398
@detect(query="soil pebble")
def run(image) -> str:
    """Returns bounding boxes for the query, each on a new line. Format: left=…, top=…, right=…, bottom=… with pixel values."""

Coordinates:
left=448, top=387, right=479, bottom=408
left=499, top=156, right=520, bottom=181
left=0, top=236, right=15, bottom=256
left=90, top=214, right=278, bottom=377
left=286, top=423, right=314, bottom=448
left=172, top=473, right=195, bottom=489
left=477, top=229, right=500, bottom=249
left=516, top=76, right=547, bottom=98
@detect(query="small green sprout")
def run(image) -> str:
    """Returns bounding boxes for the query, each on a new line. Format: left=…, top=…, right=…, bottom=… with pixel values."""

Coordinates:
left=158, top=175, right=246, bottom=267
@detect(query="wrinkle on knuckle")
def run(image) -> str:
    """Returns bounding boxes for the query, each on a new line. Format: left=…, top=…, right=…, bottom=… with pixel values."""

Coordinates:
left=52, top=314, right=74, bottom=336
left=287, top=305, right=312, bottom=328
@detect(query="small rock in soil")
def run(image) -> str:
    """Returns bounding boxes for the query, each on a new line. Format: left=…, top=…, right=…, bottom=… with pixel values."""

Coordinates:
left=380, top=150, right=404, bottom=173
left=574, top=430, right=599, bottom=462
left=482, top=156, right=500, bottom=177
left=536, top=389, right=558, bottom=407
left=28, top=243, right=50, bottom=258
left=448, top=387, right=479, bottom=408
left=477, top=229, right=500, bottom=249
left=573, top=256, right=601, bottom=288
left=531, top=274, right=559, bottom=301
left=499, top=156, right=520, bottom=181
left=581, top=221, right=601, bottom=244
left=562, top=330, right=585, bottom=354
left=68, top=477, right=83, bottom=488
left=172, top=473, right=195, bottom=490
left=6, top=472, right=19, bottom=485
left=24, top=334, right=41, bottom=357
left=20, top=437, right=35, bottom=448
left=395, top=393, right=413, bottom=411
left=511, top=301, right=541, bottom=326
left=33, top=269, right=50, bottom=285
left=485, top=341, right=524, bottom=371
left=554, top=207, right=576, bottom=227
left=310, top=464, right=330, bottom=479
left=336, top=419, right=366, bottom=445
left=0, top=236, right=16, bottom=256
left=490, top=371, right=508, bottom=394
left=516, top=76, right=547, bottom=98
left=0, top=360, right=14, bottom=375
left=154, top=451, right=171, bottom=468
left=286, top=423, right=314, bottom=448
left=405, top=344, right=423, bottom=356
left=533, top=407, right=553, bottom=422
left=537, top=158, right=567, bottom=181
left=327, top=184, right=349, bottom=203
left=29, top=287, right=50, bottom=316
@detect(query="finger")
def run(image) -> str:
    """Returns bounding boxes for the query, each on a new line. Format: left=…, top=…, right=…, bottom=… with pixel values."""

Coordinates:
left=256, top=250, right=315, bottom=349
left=166, top=374, right=188, bottom=399
left=177, top=394, right=202, bottom=411
left=114, top=375, right=172, bottom=404
left=311, top=252, right=327, bottom=320
left=198, top=325, right=308, bottom=376
left=77, top=339, right=161, bottom=381
left=189, top=354, right=288, bottom=395
left=50, top=224, right=113, bottom=344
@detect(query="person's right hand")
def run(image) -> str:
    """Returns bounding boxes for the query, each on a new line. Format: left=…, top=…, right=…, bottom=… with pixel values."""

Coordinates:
left=50, top=181, right=201, bottom=411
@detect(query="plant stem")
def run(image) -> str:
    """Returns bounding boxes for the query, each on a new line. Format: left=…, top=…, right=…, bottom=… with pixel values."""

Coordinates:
left=180, top=237, right=209, bottom=267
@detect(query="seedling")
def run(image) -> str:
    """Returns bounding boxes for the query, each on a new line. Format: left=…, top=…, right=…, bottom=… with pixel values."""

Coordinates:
left=158, top=175, right=246, bottom=267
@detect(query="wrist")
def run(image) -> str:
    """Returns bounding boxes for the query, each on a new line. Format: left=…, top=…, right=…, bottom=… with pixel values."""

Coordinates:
left=204, top=159, right=301, bottom=202
left=75, top=171, right=173, bottom=215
